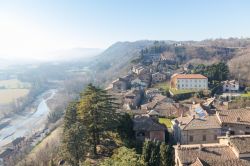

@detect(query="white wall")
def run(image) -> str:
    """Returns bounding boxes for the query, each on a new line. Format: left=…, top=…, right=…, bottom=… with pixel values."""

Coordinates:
left=176, top=78, right=208, bottom=90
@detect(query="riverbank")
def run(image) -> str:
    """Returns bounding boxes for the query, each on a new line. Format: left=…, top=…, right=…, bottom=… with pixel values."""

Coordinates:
left=0, top=89, right=57, bottom=163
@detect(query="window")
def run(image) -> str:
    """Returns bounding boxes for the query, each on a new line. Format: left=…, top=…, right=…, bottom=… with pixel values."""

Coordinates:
left=189, top=136, right=193, bottom=142
left=246, top=126, right=250, bottom=129
left=137, top=132, right=145, bottom=137
left=214, top=135, right=217, bottom=140
left=202, top=135, right=206, bottom=141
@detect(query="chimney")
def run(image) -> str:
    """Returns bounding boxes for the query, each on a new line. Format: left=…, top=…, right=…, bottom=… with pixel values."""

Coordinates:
left=179, top=121, right=183, bottom=126
left=177, top=142, right=181, bottom=149
left=237, top=117, right=241, bottom=122
left=193, top=115, right=195, bottom=119
left=198, top=144, right=203, bottom=151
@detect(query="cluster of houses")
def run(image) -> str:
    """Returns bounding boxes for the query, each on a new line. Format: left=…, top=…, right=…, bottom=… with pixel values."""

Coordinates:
left=107, top=56, right=249, bottom=165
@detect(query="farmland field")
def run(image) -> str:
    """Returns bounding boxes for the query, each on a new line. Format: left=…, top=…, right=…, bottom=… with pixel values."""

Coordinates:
left=0, top=89, right=29, bottom=104
left=0, top=79, right=31, bottom=104
left=0, top=79, right=31, bottom=89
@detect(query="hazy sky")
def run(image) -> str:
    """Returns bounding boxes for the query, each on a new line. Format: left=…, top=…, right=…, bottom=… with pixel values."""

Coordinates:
left=0, top=0, right=250, bottom=59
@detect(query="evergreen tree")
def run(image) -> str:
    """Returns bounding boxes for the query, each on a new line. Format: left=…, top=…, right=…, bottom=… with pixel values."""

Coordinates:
left=160, top=142, right=170, bottom=166
left=63, top=102, right=78, bottom=131
left=142, top=140, right=153, bottom=166
left=100, top=147, right=144, bottom=166
left=62, top=122, right=86, bottom=166
left=62, top=102, right=87, bottom=166
left=78, top=84, right=119, bottom=156
left=149, top=141, right=161, bottom=166
left=117, top=113, right=134, bottom=146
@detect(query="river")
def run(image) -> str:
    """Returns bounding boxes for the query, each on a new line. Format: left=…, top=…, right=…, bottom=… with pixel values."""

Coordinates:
left=0, top=89, right=56, bottom=151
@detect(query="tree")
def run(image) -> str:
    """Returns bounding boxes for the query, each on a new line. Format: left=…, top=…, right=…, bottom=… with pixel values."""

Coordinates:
left=117, top=113, right=135, bottom=147
left=62, top=122, right=86, bottom=166
left=62, top=102, right=87, bottom=166
left=160, top=142, right=173, bottom=166
left=78, top=84, right=119, bottom=156
left=149, top=141, right=161, bottom=166
left=63, top=102, right=78, bottom=131
left=100, top=147, right=144, bottom=166
left=142, top=140, right=153, bottom=166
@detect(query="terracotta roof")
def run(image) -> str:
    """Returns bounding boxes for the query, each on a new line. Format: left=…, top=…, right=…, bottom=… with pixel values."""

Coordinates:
left=176, top=144, right=250, bottom=166
left=133, top=116, right=166, bottom=131
left=152, top=94, right=166, bottom=102
left=229, top=136, right=250, bottom=154
left=217, top=108, right=250, bottom=125
left=148, top=110, right=160, bottom=116
left=155, top=102, right=180, bottom=117
left=191, top=158, right=207, bottom=166
left=172, top=74, right=207, bottom=79
left=141, top=101, right=157, bottom=110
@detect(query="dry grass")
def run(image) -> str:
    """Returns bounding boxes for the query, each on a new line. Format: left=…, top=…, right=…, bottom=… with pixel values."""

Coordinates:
left=0, top=79, right=30, bottom=89
left=0, top=89, right=29, bottom=104
left=18, top=127, right=62, bottom=166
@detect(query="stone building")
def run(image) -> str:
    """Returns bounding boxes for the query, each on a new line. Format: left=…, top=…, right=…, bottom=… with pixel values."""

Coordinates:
left=216, top=108, right=250, bottom=135
left=172, top=115, right=222, bottom=145
left=151, top=72, right=166, bottom=84
left=123, top=89, right=142, bottom=110
left=112, top=77, right=129, bottom=91
left=174, top=135, right=250, bottom=166
left=133, top=115, right=166, bottom=142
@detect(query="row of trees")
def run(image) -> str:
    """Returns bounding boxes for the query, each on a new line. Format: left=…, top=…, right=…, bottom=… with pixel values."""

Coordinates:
left=101, top=140, right=174, bottom=166
left=193, top=62, right=229, bottom=82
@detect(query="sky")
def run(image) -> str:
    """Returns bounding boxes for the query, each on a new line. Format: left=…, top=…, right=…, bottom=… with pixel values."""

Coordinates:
left=0, top=0, right=250, bottom=60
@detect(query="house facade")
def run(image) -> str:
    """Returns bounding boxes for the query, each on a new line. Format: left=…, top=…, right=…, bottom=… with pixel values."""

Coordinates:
left=170, top=74, right=208, bottom=90
left=222, top=80, right=239, bottom=92
left=112, top=78, right=128, bottom=91
left=172, top=115, right=222, bottom=145
left=133, top=115, right=166, bottom=142
left=216, top=108, right=250, bottom=135
left=152, top=72, right=166, bottom=84
left=132, top=65, right=148, bottom=75
left=131, top=78, right=148, bottom=90
left=123, top=90, right=142, bottom=110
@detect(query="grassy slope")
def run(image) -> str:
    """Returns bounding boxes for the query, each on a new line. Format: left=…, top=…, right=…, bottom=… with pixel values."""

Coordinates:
left=159, top=118, right=173, bottom=128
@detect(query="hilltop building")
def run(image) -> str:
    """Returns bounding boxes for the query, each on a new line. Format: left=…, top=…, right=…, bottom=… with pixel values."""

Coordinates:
left=170, top=74, right=208, bottom=90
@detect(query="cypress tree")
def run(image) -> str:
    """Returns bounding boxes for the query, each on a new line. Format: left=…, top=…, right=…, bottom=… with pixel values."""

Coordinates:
left=149, top=141, right=161, bottom=166
left=160, top=142, right=168, bottom=166
left=142, top=140, right=153, bottom=166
